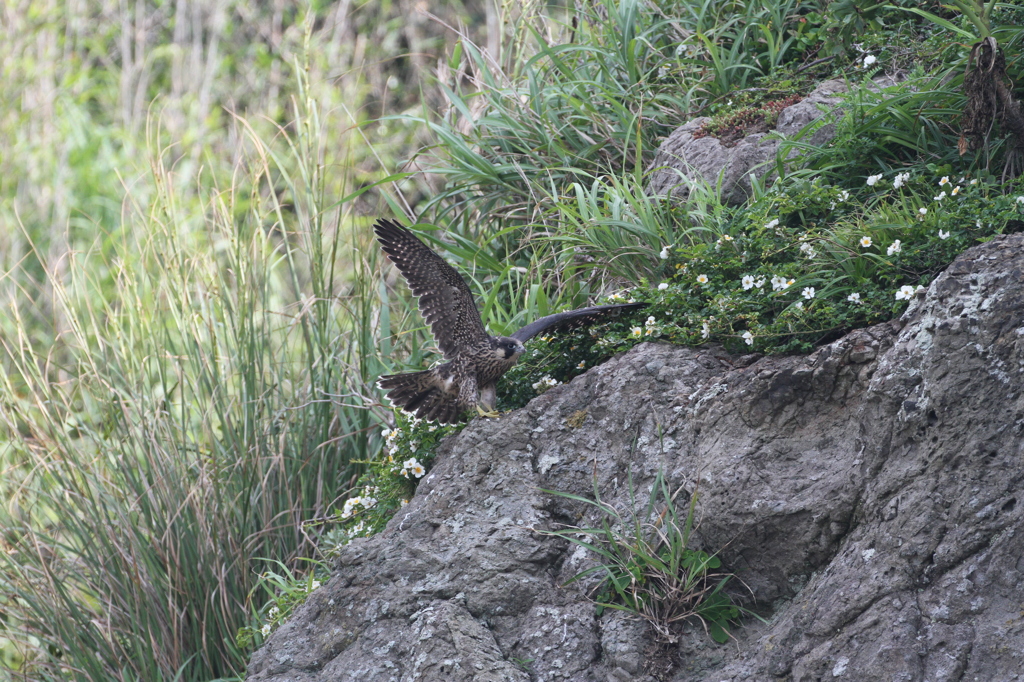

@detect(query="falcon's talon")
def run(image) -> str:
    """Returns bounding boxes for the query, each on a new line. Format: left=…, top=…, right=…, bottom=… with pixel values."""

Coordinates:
left=476, top=406, right=500, bottom=419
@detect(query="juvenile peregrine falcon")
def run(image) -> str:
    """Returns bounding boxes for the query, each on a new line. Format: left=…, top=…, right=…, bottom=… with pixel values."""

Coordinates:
left=374, top=218, right=644, bottom=424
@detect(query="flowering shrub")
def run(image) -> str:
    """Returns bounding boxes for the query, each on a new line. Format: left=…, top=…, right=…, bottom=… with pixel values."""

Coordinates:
left=497, top=170, right=1024, bottom=409
left=314, top=414, right=460, bottom=555
left=236, top=562, right=329, bottom=650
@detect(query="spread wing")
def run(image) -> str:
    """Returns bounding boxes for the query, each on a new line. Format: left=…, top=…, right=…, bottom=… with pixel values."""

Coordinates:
left=375, top=218, right=489, bottom=360
left=510, top=303, right=647, bottom=342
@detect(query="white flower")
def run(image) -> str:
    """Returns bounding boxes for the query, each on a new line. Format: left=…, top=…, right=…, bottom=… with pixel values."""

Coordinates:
left=859, top=236, right=872, bottom=248
left=918, top=207, right=928, bottom=218
left=261, top=624, right=271, bottom=637
left=794, top=300, right=804, bottom=310
left=893, top=172, right=910, bottom=189
left=577, top=361, right=586, bottom=369
left=659, top=246, right=670, bottom=259
left=887, top=239, right=902, bottom=256
left=934, top=191, right=946, bottom=201
left=765, top=218, right=780, bottom=230
left=532, top=375, right=560, bottom=391
left=310, top=580, right=321, bottom=591
left=895, top=285, right=917, bottom=301
left=631, top=326, right=643, bottom=338
left=400, top=498, right=410, bottom=507
left=742, top=331, right=754, bottom=345
left=742, top=275, right=755, bottom=290
left=866, top=174, right=882, bottom=186
left=839, top=190, right=850, bottom=202
left=938, top=229, right=950, bottom=240
left=976, top=219, right=982, bottom=228
left=268, top=606, right=280, bottom=618
left=701, top=322, right=710, bottom=339
left=657, top=282, right=669, bottom=290
left=696, top=274, right=709, bottom=284
left=1017, top=196, right=1024, bottom=204
left=770, top=275, right=792, bottom=291
left=646, top=316, right=656, bottom=327
left=754, top=277, right=766, bottom=289
left=970, top=178, right=978, bottom=185
left=361, top=496, right=377, bottom=509
left=951, top=186, right=960, bottom=195
left=802, top=286, right=816, bottom=299
left=939, top=176, right=949, bottom=186
left=862, top=54, right=877, bottom=68
left=847, top=292, right=862, bottom=304
left=799, top=242, right=817, bottom=259
left=381, top=429, right=391, bottom=438
left=341, top=497, right=362, bottom=518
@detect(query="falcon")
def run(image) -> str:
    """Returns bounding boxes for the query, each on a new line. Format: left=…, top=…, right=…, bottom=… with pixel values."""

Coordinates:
left=374, top=218, right=644, bottom=424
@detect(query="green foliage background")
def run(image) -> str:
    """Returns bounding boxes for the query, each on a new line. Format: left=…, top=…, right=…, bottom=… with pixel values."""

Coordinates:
left=2, top=0, right=1024, bottom=679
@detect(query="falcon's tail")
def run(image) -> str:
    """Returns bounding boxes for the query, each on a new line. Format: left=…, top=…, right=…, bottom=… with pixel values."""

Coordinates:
left=377, top=369, right=465, bottom=424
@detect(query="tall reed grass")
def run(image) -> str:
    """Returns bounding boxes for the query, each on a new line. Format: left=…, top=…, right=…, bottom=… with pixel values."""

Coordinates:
left=0, top=64, right=418, bottom=679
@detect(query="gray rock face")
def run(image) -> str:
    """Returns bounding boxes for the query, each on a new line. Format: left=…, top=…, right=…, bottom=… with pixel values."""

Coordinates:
left=248, top=234, right=1024, bottom=682
left=646, top=79, right=848, bottom=204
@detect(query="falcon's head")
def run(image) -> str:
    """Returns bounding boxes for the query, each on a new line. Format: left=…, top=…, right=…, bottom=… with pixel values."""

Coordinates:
left=492, top=336, right=526, bottom=361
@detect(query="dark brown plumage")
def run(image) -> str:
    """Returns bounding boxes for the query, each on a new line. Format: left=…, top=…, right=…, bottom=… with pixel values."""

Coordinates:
left=375, top=218, right=644, bottom=423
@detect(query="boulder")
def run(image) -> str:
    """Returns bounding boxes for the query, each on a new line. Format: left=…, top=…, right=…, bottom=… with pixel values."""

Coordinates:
left=645, top=79, right=849, bottom=204
left=248, top=234, right=1024, bottom=681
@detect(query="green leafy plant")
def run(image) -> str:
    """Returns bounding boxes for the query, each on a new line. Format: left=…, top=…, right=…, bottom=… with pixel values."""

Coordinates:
left=811, top=0, right=888, bottom=57
left=312, top=413, right=463, bottom=558
left=539, top=470, right=752, bottom=644
left=237, top=560, right=331, bottom=651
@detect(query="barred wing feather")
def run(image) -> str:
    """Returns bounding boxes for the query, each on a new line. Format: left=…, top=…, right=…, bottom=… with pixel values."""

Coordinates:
left=374, top=219, right=490, bottom=360
left=510, top=303, right=647, bottom=343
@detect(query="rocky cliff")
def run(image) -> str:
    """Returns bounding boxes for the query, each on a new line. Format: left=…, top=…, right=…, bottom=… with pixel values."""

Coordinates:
left=248, top=234, right=1024, bottom=682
